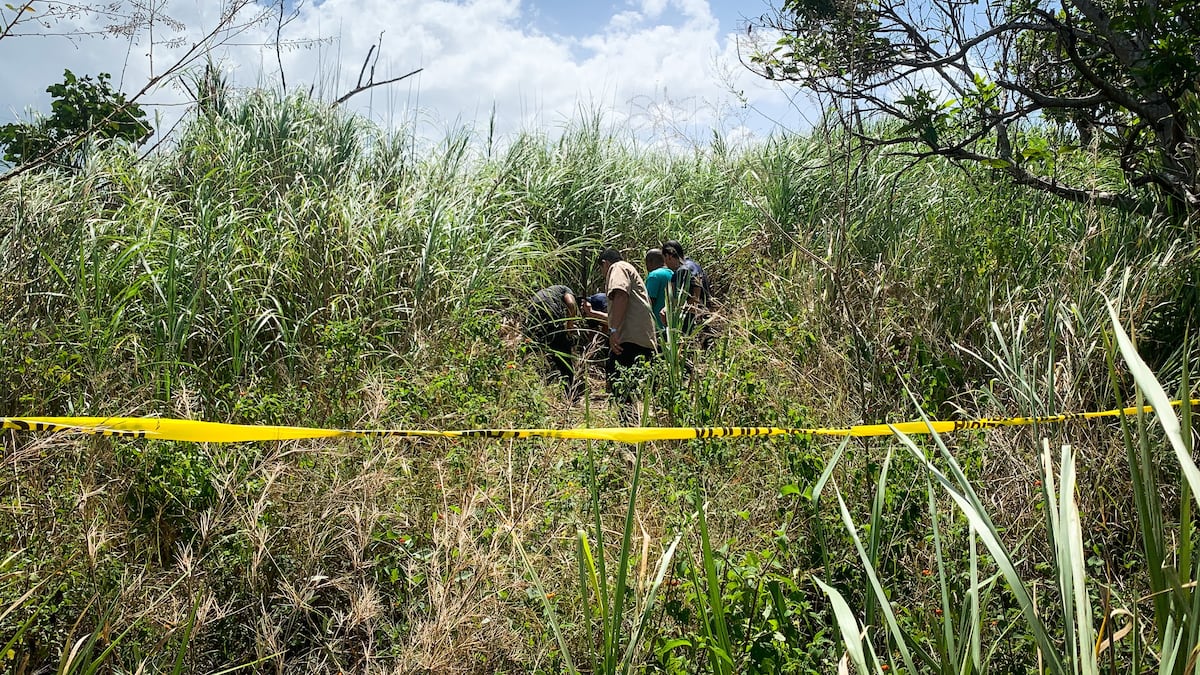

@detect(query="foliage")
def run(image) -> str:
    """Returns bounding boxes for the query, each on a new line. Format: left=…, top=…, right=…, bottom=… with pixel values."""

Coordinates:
left=0, top=0, right=297, bottom=182
left=747, top=0, right=1200, bottom=217
left=811, top=309, right=1200, bottom=675
left=0, top=69, right=152, bottom=169
left=518, top=436, right=683, bottom=674
left=0, top=84, right=1196, bottom=671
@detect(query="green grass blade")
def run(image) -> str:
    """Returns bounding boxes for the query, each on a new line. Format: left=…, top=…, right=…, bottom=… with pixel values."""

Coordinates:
left=584, top=437, right=611, bottom=655
left=964, top=529, right=981, bottom=675
left=696, top=493, right=734, bottom=675
left=926, top=475, right=957, bottom=672
left=1179, top=368, right=1194, bottom=582
left=1, top=608, right=39, bottom=664
left=812, top=434, right=854, bottom=578
left=610, top=441, right=643, bottom=673
left=865, top=447, right=891, bottom=629
left=684, top=541, right=720, bottom=675
left=512, top=532, right=579, bottom=675
left=169, top=594, right=201, bottom=675
left=621, top=532, right=683, bottom=668
left=1104, top=331, right=1168, bottom=627
left=207, top=652, right=287, bottom=675
left=812, top=434, right=853, bottom=505
left=1176, top=353, right=1200, bottom=660
left=1158, top=615, right=1182, bottom=675
left=892, top=426, right=1068, bottom=674
left=814, top=576, right=872, bottom=675
left=1040, top=440, right=1073, bottom=670
left=1056, top=442, right=1097, bottom=675
left=577, top=529, right=601, bottom=675
left=1106, top=300, right=1200, bottom=510
left=833, top=483, right=926, bottom=675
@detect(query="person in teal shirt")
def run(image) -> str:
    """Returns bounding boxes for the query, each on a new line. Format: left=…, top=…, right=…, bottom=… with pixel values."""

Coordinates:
left=643, top=248, right=675, bottom=331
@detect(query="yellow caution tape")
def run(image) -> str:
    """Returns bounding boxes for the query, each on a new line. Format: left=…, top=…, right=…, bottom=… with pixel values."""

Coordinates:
left=1, top=400, right=1195, bottom=444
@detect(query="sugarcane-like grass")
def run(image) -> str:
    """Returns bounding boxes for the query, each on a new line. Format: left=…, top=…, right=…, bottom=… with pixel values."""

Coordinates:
left=0, top=86, right=1195, bottom=671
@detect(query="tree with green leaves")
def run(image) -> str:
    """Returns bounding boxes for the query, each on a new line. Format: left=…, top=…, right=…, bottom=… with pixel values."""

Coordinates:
left=0, top=69, right=152, bottom=169
left=0, top=0, right=284, bottom=181
left=746, top=0, right=1199, bottom=217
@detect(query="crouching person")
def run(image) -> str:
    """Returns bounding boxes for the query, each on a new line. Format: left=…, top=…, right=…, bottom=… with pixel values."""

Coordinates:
left=527, top=284, right=582, bottom=401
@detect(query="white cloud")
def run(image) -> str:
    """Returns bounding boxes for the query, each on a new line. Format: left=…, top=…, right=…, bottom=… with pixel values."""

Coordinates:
left=0, top=0, right=812, bottom=150
left=608, top=10, right=646, bottom=34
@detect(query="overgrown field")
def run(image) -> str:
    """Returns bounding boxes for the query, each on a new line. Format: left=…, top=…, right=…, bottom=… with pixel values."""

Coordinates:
left=2, top=91, right=1198, bottom=673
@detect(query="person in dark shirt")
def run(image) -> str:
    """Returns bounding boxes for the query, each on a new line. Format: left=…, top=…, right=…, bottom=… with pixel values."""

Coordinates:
left=661, top=240, right=712, bottom=340
left=581, top=292, right=609, bottom=339
left=586, top=292, right=607, bottom=313
left=527, top=285, right=581, bottom=400
left=662, top=239, right=709, bottom=306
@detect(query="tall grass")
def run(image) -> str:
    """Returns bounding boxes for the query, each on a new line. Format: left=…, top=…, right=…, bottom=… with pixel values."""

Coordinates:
left=1, top=85, right=1196, bottom=670
left=811, top=305, right=1200, bottom=674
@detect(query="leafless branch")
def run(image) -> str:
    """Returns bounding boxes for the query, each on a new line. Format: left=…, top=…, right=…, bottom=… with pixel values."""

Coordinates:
left=0, top=1, right=34, bottom=41
left=333, top=35, right=422, bottom=107
left=333, top=69, right=423, bottom=107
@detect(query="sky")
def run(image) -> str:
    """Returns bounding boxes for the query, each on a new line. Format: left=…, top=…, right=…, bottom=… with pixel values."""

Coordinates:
left=0, top=0, right=822, bottom=150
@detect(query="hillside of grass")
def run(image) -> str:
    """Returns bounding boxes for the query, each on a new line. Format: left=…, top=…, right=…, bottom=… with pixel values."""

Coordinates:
left=2, top=89, right=1198, bottom=673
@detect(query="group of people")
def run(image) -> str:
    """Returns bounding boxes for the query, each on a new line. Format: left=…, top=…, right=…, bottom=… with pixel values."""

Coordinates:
left=525, top=239, right=710, bottom=422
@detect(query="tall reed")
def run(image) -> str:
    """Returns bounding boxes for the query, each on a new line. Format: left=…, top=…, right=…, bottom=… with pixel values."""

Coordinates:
left=810, top=303, right=1200, bottom=674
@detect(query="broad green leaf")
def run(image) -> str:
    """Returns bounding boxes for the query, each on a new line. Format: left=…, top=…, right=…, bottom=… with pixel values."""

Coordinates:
left=812, top=434, right=852, bottom=503
left=1107, top=301, right=1200, bottom=507
left=815, top=577, right=871, bottom=675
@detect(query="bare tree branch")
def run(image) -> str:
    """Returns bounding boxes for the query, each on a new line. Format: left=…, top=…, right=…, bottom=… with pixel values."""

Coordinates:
left=333, top=68, right=423, bottom=107
left=333, top=35, right=422, bottom=107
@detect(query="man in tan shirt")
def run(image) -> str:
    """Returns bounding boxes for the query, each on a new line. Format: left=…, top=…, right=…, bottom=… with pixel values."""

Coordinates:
left=583, top=249, right=657, bottom=423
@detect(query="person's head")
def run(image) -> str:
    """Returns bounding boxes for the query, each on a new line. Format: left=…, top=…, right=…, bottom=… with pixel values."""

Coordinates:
left=661, top=241, right=685, bottom=271
left=587, top=292, right=608, bottom=313
left=644, top=248, right=665, bottom=272
left=598, top=248, right=622, bottom=274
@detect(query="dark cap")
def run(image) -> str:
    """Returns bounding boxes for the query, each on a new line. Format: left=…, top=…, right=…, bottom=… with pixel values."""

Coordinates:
left=587, top=292, right=608, bottom=312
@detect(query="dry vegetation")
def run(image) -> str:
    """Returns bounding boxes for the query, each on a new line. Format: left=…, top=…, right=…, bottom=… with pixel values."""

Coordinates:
left=1, top=89, right=1198, bottom=673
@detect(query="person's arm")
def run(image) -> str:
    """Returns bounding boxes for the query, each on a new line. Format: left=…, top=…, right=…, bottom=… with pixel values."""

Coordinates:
left=563, top=293, right=579, bottom=330
left=688, top=276, right=702, bottom=305
left=607, top=288, right=629, bottom=355
left=582, top=300, right=608, bottom=325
